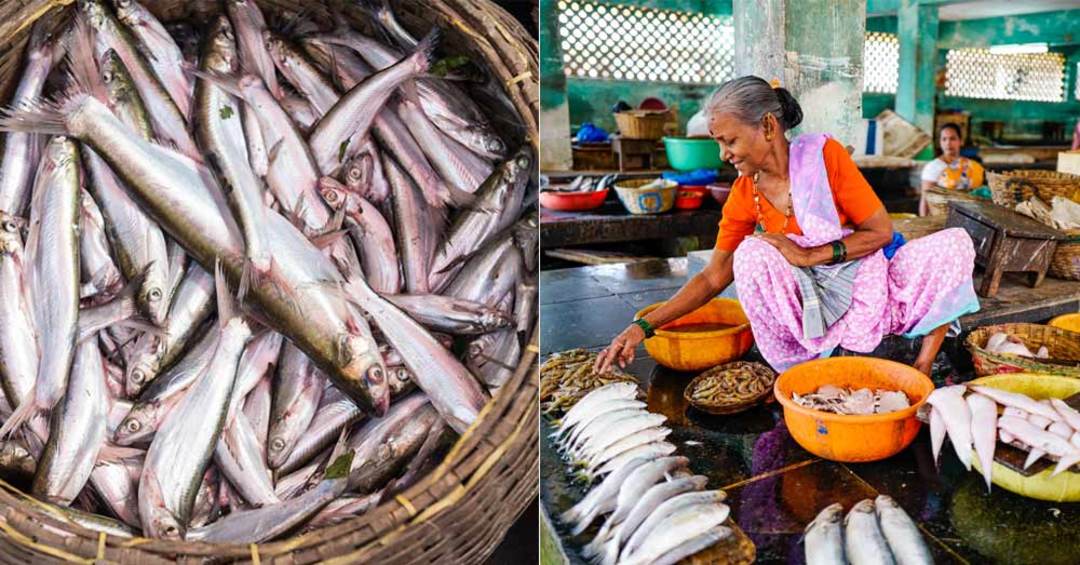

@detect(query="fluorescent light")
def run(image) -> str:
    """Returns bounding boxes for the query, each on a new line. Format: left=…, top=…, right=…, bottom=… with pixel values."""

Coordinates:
left=989, top=43, right=1048, bottom=55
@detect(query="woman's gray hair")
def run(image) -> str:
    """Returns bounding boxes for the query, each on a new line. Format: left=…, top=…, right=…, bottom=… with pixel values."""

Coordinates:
left=704, top=76, right=804, bottom=131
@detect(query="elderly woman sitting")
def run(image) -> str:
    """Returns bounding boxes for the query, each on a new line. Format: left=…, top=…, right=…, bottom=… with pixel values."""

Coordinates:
left=596, top=76, right=980, bottom=376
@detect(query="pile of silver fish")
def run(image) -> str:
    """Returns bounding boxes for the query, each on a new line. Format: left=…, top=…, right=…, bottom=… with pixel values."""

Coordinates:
left=0, top=0, right=535, bottom=542
left=928, top=385, right=1080, bottom=489
left=804, top=496, right=933, bottom=565
left=793, top=385, right=911, bottom=415
left=551, top=383, right=732, bottom=565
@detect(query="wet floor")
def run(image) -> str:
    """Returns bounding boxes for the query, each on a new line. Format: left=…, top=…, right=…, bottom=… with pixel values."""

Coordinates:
left=540, top=263, right=1080, bottom=565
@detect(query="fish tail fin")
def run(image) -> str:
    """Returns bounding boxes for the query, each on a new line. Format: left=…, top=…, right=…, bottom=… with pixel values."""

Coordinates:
left=214, top=257, right=239, bottom=326
left=190, top=67, right=247, bottom=99
left=1051, top=453, right=1080, bottom=477
left=409, top=28, right=441, bottom=75
left=67, top=15, right=109, bottom=106
left=0, top=399, right=38, bottom=439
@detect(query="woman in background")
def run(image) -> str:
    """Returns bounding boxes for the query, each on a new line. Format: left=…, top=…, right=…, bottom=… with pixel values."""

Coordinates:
left=919, top=123, right=985, bottom=216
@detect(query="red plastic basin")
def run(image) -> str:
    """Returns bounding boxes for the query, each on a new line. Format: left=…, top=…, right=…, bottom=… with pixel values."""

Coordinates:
left=539, top=188, right=609, bottom=211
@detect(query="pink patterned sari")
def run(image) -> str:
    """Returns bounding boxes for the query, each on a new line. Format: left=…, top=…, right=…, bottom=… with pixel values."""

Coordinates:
left=731, top=133, right=979, bottom=372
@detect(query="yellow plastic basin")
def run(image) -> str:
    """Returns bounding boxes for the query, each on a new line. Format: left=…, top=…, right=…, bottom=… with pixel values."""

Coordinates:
left=774, top=357, right=934, bottom=462
left=1048, top=313, right=1080, bottom=333
left=634, top=298, right=753, bottom=371
left=969, top=373, right=1080, bottom=502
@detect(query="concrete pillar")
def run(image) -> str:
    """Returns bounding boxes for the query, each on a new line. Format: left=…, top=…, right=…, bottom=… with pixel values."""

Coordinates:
left=539, top=0, right=573, bottom=171
left=733, top=0, right=866, bottom=146
left=896, top=0, right=938, bottom=137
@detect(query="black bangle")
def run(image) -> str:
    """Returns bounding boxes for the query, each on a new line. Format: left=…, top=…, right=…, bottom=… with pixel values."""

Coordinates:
left=633, top=318, right=656, bottom=338
left=829, top=240, right=848, bottom=265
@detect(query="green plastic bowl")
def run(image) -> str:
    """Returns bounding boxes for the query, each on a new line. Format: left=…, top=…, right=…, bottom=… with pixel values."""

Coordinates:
left=663, top=137, right=723, bottom=171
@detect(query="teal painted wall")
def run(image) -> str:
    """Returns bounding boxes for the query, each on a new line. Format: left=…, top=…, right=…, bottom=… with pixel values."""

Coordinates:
left=860, top=10, right=1080, bottom=140
left=567, top=79, right=713, bottom=133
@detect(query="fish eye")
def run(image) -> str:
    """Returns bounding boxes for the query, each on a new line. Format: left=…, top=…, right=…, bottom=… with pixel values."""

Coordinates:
left=2, top=220, right=16, bottom=233
left=270, top=437, right=286, bottom=452
left=147, top=287, right=163, bottom=301
left=324, top=190, right=338, bottom=202
left=125, top=419, right=141, bottom=432
left=130, top=369, right=145, bottom=384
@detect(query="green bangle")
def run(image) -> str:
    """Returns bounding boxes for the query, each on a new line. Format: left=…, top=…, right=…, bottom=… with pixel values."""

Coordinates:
left=633, top=318, right=656, bottom=338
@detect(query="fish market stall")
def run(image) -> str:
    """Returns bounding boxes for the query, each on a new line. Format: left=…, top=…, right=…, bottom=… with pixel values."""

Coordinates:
left=540, top=260, right=1080, bottom=564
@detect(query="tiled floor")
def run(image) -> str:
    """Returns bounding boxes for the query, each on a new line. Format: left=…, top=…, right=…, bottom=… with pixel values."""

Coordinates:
left=539, top=263, right=1080, bottom=565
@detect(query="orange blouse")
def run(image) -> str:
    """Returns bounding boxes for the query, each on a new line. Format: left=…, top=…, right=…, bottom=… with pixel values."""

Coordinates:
left=714, top=139, right=884, bottom=252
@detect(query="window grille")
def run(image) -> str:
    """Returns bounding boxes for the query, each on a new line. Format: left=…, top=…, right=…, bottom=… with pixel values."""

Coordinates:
left=556, top=0, right=735, bottom=84
left=945, top=49, right=1065, bottom=102
left=863, top=32, right=898, bottom=94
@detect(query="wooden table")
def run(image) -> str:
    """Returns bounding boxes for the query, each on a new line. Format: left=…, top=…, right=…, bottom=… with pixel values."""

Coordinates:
left=946, top=201, right=1066, bottom=297
left=610, top=136, right=658, bottom=171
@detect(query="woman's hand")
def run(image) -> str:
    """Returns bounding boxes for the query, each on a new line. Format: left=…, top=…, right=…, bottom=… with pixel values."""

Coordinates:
left=752, top=233, right=811, bottom=267
left=594, top=323, right=646, bottom=374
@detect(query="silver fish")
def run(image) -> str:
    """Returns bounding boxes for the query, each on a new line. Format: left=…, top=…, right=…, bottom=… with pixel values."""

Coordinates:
left=467, top=327, right=521, bottom=388
left=0, top=213, right=38, bottom=415
left=113, top=0, right=192, bottom=119
left=268, top=344, right=327, bottom=469
left=394, top=94, right=493, bottom=196
left=925, top=385, right=972, bottom=470
left=304, top=492, right=382, bottom=529
left=75, top=275, right=143, bottom=342
left=971, top=385, right=1061, bottom=420
left=554, top=397, right=646, bottom=440
left=441, top=235, right=524, bottom=306
left=33, top=340, right=109, bottom=505
left=594, top=442, right=678, bottom=479
left=318, top=177, right=401, bottom=294
left=187, top=451, right=353, bottom=543
left=571, top=456, right=687, bottom=536
left=345, top=277, right=488, bottom=434
left=214, top=411, right=279, bottom=507
left=124, top=264, right=214, bottom=396
left=241, top=103, right=268, bottom=177
left=80, top=0, right=199, bottom=158
left=224, top=0, right=281, bottom=100
left=966, top=393, right=997, bottom=490
left=620, top=491, right=728, bottom=562
left=805, top=503, right=846, bottom=565
left=845, top=499, right=896, bottom=565
left=384, top=294, right=512, bottom=336
left=243, top=373, right=272, bottom=451
left=382, top=152, right=436, bottom=294
left=621, top=500, right=730, bottom=565
left=308, top=31, right=437, bottom=177
left=0, top=137, right=81, bottom=440
left=586, top=474, right=707, bottom=562
left=561, top=456, right=651, bottom=527
left=875, top=495, right=932, bottom=565
left=630, top=526, right=730, bottom=565
left=581, top=426, right=673, bottom=472
left=89, top=453, right=143, bottom=528
left=79, top=190, right=122, bottom=298
left=0, top=21, right=60, bottom=216
left=0, top=440, right=36, bottom=477
left=276, top=386, right=363, bottom=475
left=344, top=394, right=441, bottom=493
left=138, top=264, right=251, bottom=539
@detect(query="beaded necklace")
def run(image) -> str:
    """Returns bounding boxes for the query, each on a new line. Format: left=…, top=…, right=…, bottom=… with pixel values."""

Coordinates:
left=751, top=172, right=793, bottom=233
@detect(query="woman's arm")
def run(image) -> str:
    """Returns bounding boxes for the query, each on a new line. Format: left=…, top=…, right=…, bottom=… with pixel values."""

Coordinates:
left=919, top=180, right=934, bottom=216
left=754, top=207, right=893, bottom=267
left=594, top=250, right=734, bottom=373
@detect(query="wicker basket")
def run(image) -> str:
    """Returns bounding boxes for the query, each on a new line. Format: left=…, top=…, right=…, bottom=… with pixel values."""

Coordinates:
left=0, top=1, right=539, bottom=563
left=1050, top=229, right=1080, bottom=281
left=987, top=170, right=1080, bottom=208
left=924, top=186, right=982, bottom=217
left=614, top=110, right=669, bottom=140
left=965, top=323, right=1080, bottom=378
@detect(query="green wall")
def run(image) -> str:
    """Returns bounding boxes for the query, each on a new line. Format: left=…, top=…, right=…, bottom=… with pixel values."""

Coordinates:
left=567, top=80, right=714, bottom=133
left=860, top=10, right=1080, bottom=140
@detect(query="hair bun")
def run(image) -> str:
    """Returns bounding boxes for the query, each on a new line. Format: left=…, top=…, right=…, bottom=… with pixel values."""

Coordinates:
left=774, top=87, right=804, bottom=130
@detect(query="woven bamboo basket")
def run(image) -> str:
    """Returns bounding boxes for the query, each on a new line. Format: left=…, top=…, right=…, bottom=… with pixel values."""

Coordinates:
left=924, top=186, right=982, bottom=216
left=0, top=0, right=539, bottom=563
left=1049, top=229, right=1080, bottom=281
left=965, top=323, right=1080, bottom=378
left=987, top=170, right=1080, bottom=208
left=614, top=110, right=669, bottom=140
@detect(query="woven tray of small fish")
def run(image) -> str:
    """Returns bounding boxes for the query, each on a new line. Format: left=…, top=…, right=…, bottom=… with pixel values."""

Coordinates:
left=541, top=348, right=638, bottom=413
left=793, top=385, right=911, bottom=415
left=0, top=0, right=535, bottom=544
left=684, top=361, right=776, bottom=415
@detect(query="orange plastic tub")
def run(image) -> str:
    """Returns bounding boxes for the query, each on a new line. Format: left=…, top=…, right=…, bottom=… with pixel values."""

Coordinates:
left=634, top=298, right=753, bottom=371
left=774, top=357, right=934, bottom=462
